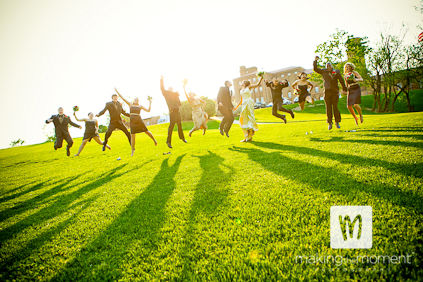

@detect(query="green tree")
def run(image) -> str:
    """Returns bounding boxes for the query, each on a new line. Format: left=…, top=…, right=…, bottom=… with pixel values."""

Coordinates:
left=10, top=139, right=25, bottom=147
left=180, top=97, right=216, bottom=121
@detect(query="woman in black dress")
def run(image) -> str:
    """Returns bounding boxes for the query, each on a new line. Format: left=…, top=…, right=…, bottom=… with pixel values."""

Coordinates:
left=291, top=72, right=314, bottom=111
left=344, top=62, right=364, bottom=125
left=115, top=88, right=157, bottom=156
left=74, top=111, right=110, bottom=156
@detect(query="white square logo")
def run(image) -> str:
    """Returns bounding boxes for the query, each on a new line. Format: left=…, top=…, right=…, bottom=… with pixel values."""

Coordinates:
left=330, top=206, right=372, bottom=249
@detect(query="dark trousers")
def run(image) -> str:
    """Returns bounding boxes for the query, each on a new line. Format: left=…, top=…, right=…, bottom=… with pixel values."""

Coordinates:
left=104, top=120, right=131, bottom=145
left=55, top=132, right=73, bottom=149
left=167, top=110, right=185, bottom=144
left=324, top=90, right=341, bottom=124
left=219, top=106, right=234, bottom=134
left=272, top=100, right=292, bottom=119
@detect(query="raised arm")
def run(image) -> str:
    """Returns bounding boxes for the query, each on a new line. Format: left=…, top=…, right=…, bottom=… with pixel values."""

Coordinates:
left=160, top=76, right=166, bottom=94
left=313, top=56, right=324, bottom=74
left=97, top=104, right=107, bottom=117
left=250, top=76, right=264, bottom=89
left=291, top=80, right=299, bottom=89
left=141, top=100, right=152, bottom=112
left=73, top=112, right=87, bottom=122
left=115, top=88, right=131, bottom=106
left=183, top=85, right=191, bottom=103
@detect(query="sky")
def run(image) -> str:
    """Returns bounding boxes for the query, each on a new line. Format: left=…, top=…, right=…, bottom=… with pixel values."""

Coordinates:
left=0, top=0, right=421, bottom=148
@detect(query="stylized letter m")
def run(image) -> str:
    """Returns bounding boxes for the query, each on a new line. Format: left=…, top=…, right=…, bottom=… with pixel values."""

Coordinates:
left=339, top=215, right=362, bottom=240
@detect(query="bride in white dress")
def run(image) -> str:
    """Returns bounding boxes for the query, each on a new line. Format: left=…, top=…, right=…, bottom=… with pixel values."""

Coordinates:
left=233, top=76, right=263, bottom=142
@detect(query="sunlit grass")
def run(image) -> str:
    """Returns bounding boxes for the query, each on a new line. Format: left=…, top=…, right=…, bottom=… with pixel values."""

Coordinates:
left=0, top=110, right=422, bottom=280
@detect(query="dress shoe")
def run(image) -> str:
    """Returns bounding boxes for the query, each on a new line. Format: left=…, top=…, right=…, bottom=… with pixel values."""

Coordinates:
left=328, top=123, right=333, bottom=130
left=335, top=122, right=341, bottom=129
left=167, top=142, right=173, bottom=149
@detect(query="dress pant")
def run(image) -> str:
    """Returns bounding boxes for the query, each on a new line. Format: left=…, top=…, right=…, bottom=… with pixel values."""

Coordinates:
left=104, top=120, right=131, bottom=145
left=55, top=132, right=73, bottom=149
left=219, top=106, right=234, bottom=134
left=324, top=90, right=341, bottom=124
left=272, top=100, right=292, bottom=119
left=167, top=109, right=185, bottom=144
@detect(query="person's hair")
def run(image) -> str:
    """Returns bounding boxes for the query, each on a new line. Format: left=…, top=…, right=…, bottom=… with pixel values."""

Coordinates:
left=111, top=94, right=118, bottom=98
left=88, top=112, right=93, bottom=116
left=58, top=107, right=63, bottom=110
left=224, top=80, right=231, bottom=86
left=298, top=72, right=307, bottom=79
left=242, top=80, right=251, bottom=87
left=343, top=62, right=356, bottom=74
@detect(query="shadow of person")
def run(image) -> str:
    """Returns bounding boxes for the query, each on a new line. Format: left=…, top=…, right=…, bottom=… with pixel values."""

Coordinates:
left=178, top=151, right=234, bottom=279
left=229, top=145, right=423, bottom=214
left=250, top=140, right=423, bottom=179
left=52, top=155, right=185, bottom=281
left=0, top=164, right=134, bottom=279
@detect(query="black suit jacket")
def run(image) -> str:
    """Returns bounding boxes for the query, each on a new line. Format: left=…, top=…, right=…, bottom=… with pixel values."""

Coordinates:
left=313, top=60, right=347, bottom=93
left=160, top=78, right=181, bottom=112
left=217, top=86, right=233, bottom=109
left=46, top=114, right=79, bottom=136
left=98, top=101, right=130, bottom=123
left=265, top=81, right=289, bottom=103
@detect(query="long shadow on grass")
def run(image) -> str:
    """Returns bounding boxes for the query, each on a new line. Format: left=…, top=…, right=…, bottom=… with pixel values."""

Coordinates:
left=230, top=145, right=423, bottom=213
left=0, top=164, right=128, bottom=246
left=179, top=151, right=234, bottom=279
left=0, top=174, right=84, bottom=223
left=252, top=141, right=423, bottom=179
left=310, top=136, right=423, bottom=150
left=52, top=155, right=185, bottom=281
left=0, top=195, right=99, bottom=280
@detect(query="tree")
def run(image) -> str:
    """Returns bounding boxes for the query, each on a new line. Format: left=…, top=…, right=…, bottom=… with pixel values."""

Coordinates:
left=10, top=139, right=25, bottom=147
left=312, top=30, right=371, bottom=96
left=180, top=97, right=216, bottom=121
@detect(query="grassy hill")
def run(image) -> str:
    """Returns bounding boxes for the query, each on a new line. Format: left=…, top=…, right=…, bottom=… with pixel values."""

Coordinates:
left=0, top=109, right=422, bottom=280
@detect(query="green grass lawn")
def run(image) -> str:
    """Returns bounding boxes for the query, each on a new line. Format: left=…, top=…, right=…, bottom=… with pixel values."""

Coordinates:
left=0, top=110, right=422, bottom=280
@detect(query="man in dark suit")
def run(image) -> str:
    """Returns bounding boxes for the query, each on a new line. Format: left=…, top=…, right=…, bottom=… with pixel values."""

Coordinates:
left=264, top=78, right=295, bottom=123
left=217, top=81, right=234, bottom=137
left=313, top=56, right=347, bottom=130
left=160, top=75, right=187, bottom=149
left=96, top=94, right=131, bottom=151
left=46, top=107, right=82, bottom=156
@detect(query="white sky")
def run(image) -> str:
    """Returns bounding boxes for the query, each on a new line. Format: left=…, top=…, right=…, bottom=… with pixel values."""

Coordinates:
left=0, top=0, right=421, bottom=148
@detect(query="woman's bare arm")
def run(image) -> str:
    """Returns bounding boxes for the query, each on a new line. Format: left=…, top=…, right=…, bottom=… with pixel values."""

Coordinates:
left=114, top=88, right=131, bottom=106
left=353, top=71, right=364, bottom=82
left=141, top=100, right=152, bottom=112
left=73, top=112, right=86, bottom=122
left=249, top=76, right=264, bottom=89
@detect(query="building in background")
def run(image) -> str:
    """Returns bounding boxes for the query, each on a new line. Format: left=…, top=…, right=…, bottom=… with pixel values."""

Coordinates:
left=232, top=66, right=324, bottom=104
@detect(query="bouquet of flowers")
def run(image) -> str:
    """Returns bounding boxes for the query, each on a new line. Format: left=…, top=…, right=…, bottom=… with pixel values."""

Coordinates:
left=147, top=96, right=152, bottom=101
left=73, top=105, right=79, bottom=112
left=346, top=72, right=355, bottom=83
left=257, top=71, right=265, bottom=77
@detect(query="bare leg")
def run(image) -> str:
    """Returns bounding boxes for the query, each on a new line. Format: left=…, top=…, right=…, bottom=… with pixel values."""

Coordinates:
left=202, top=123, right=207, bottom=135
left=299, top=102, right=305, bottom=111
left=354, top=104, right=363, bottom=123
left=241, top=129, right=248, bottom=142
left=189, top=127, right=199, bottom=137
left=93, top=136, right=110, bottom=149
left=347, top=105, right=359, bottom=125
left=131, top=134, right=136, bottom=156
left=75, top=140, right=88, bottom=156
left=144, top=131, right=157, bottom=146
